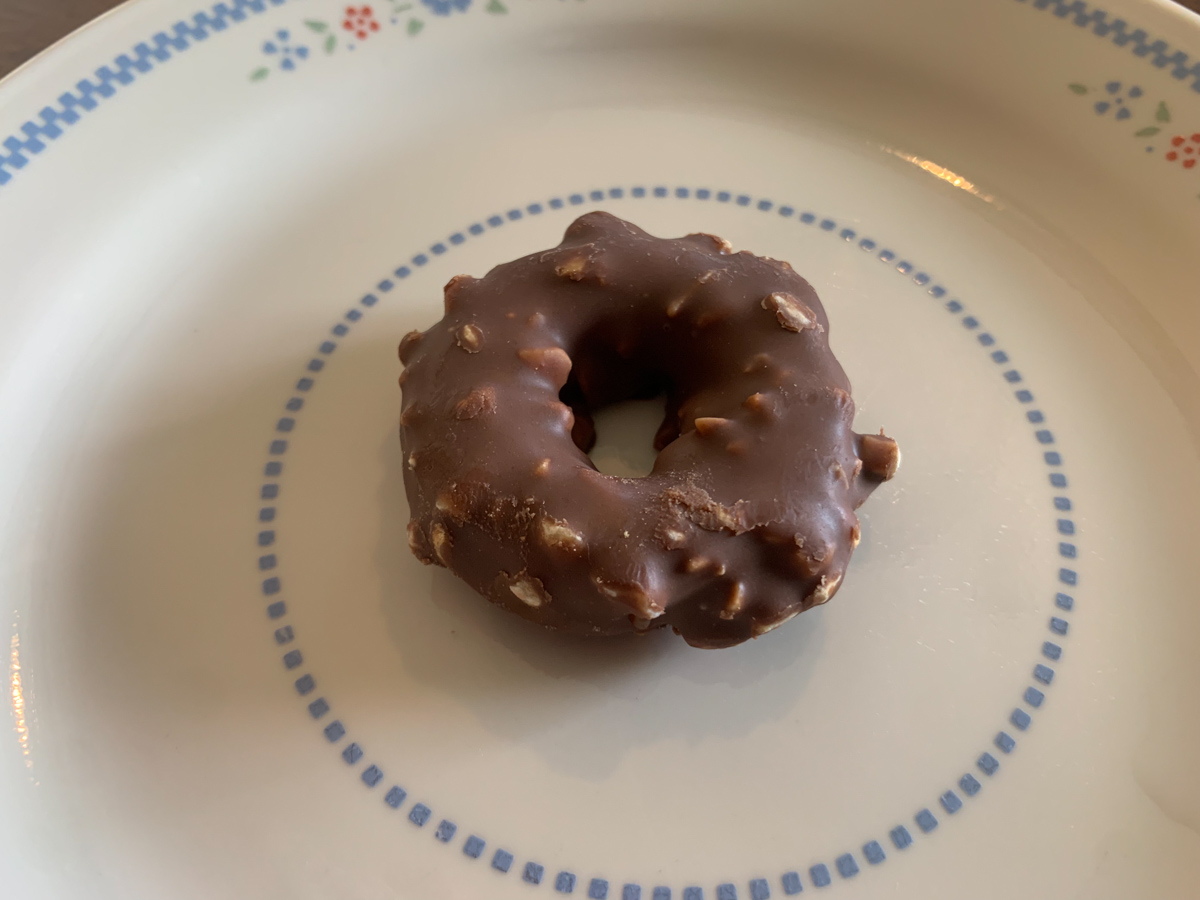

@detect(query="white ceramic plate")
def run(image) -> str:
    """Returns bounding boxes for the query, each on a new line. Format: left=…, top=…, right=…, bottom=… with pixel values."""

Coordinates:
left=3, top=1, right=1200, bottom=897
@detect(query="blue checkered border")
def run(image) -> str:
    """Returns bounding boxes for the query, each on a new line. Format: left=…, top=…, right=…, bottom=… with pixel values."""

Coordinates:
left=2, top=0, right=1200, bottom=192
left=255, top=185, right=1079, bottom=895
left=1018, top=0, right=1200, bottom=93
left=0, top=0, right=292, bottom=189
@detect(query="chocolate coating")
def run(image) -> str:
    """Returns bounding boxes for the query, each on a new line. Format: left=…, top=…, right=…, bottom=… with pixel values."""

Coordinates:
left=399, top=212, right=898, bottom=648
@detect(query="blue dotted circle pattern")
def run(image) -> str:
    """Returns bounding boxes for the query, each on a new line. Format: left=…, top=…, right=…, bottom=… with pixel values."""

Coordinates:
left=254, top=186, right=1079, bottom=896
left=1, top=0, right=1199, bottom=191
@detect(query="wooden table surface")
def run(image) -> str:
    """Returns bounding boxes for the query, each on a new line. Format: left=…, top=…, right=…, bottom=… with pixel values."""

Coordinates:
left=2, top=0, right=1199, bottom=76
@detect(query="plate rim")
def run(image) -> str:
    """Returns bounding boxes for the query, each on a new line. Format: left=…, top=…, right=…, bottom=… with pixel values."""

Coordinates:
left=2, top=0, right=1200, bottom=199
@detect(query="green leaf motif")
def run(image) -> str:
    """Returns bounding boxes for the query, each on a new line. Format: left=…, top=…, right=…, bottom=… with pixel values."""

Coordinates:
left=487, top=0, right=508, bottom=12
left=407, top=17, right=424, bottom=35
left=393, top=2, right=413, bottom=10
left=1134, top=126, right=1160, bottom=137
left=305, top=19, right=328, bottom=33
left=1156, top=101, right=1170, bottom=123
left=250, top=67, right=269, bottom=82
left=325, top=34, right=336, bottom=53
left=1067, top=83, right=1088, bottom=94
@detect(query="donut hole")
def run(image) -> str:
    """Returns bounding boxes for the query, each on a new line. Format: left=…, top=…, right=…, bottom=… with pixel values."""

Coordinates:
left=558, top=351, right=674, bottom=478
left=583, top=393, right=669, bottom=478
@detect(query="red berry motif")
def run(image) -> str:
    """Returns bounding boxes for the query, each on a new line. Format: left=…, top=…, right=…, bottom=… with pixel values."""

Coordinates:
left=342, top=5, right=381, bottom=40
left=1164, top=133, right=1200, bottom=169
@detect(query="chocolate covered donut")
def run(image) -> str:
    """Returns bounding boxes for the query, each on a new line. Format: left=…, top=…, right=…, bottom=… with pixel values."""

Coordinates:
left=399, top=212, right=898, bottom=648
